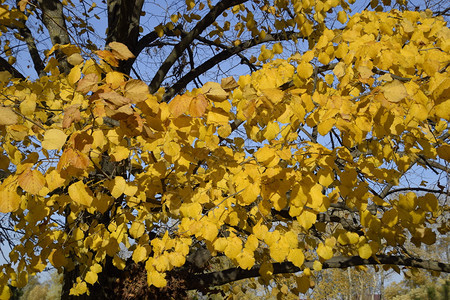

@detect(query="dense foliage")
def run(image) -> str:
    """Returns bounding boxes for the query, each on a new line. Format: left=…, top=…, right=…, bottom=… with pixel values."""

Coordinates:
left=0, top=0, right=448, bottom=298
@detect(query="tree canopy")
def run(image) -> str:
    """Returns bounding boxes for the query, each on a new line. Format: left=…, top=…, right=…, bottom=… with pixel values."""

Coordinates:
left=0, top=0, right=449, bottom=298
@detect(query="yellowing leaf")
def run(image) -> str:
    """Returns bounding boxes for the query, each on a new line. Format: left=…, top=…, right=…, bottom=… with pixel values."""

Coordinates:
left=262, top=88, right=284, bottom=104
left=68, top=180, right=94, bottom=206
left=358, top=243, right=372, bottom=259
left=0, top=106, right=18, bottom=125
left=111, top=146, right=130, bottom=161
left=189, top=94, right=208, bottom=117
left=338, top=232, right=360, bottom=245
left=84, top=271, right=98, bottom=285
left=130, top=222, right=145, bottom=239
left=382, top=80, right=408, bottom=103
left=221, top=76, right=239, bottom=91
left=132, top=245, right=148, bottom=263
left=109, top=42, right=135, bottom=60
left=42, top=129, right=67, bottom=150
left=68, top=65, right=81, bottom=86
left=0, top=176, right=21, bottom=213
left=337, top=10, right=347, bottom=24
left=287, top=248, right=305, bottom=268
left=17, top=167, right=45, bottom=195
left=317, top=243, right=333, bottom=260
left=109, top=176, right=126, bottom=198
left=236, top=250, right=255, bottom=270
left=202, top=82, right=228, bottom=101
left=297, top=62, right=313, bottom=79
left=67, top=53, right=83, bottom=66
left=147, top=270, right=167, bottom=288
left=125, top=79, right=148, bottom=103
left=313, top=260, right=322, bottom=271
left=168, top=94, right=192, bottom=118
left=207, top=108, right=229, bottom=125
left=20, top=97, right=36, bottom=116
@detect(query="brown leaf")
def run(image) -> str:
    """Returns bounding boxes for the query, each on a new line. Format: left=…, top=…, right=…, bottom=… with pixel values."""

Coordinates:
left=76, top=73, right=99, bottom=94
left=100, top=91, right=131, bottom=107
left=221, top=76, right=239, bottom=91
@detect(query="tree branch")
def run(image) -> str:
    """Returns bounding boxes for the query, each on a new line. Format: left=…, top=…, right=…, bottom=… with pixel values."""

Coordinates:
left=161, top=30, right=304, bottom=102
left=0, top=56, right=25, bottom=80
left=185, top=255, right=450, bottom=290
left=149, top=0, right=248, bottom=94
left=106, top=0, right=144, bottom=74
left=37, top=0, right=71, bottom=74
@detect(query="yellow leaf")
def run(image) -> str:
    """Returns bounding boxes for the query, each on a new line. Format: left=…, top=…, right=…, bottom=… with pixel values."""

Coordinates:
left=108, top=42, right=135, bottom=60
left=130, top=222, right=145, bottom=239
left=125, top=79, right=148, bottom=103
left=236, top=249, right=255, bottom=269
left=245, top=234, right=259, bottom=252
left=333, top=61, right=346, bottom=78
left=317, top=118, right=335, bottom=136
left=111, top=145, right=130, bottom=161
left=202, top=81, right=228, bottom=101
left=0, top=176, right=21, bottom=213
left=0, top=106, right=18, bottom=125
left=207, top=108, right=229, bottom=125
left=317, top=243, right=333, bottom=260
left=20, top=97, right=36, bottom=116
left=224, top=236, right=242, bottom=259
left=262, top=88, right=284, bottom=104
left=68, top=180, right=94, bottom=206
left=163, top=141, right=180, bottom=158
left=337, top=10, right=347, bottom=24
left=189, top=94, right=208, bottom=117
left=297, top=61, right=313, bottom=79
left=132, top=245, right=148, bottom=263
left=68, top=65, right=81, bottom=86
left=147, top=270, right=167, bottom=288
left=168, top=94, right=192, bottom=118
left=338, top=232, right=360, bottom=245
left=67, top=53, right=83, bottom=66
left=110, top=176, right=126, bottom=198
left=254, top=145, right=277, bottom=166
left=69, top=281, right=87, bottom=296
left=221, top=76, right=239, bottom=91
left=382, top=80, right=408, bottom=103
left=358, top=243, right=372, bottom=259
left=180, top=202, right=202, bottom=219
left=84, top=271, right=97, bottom=285
left=287, top=248, right=305, bottom=268
left=0, top=285, right=10, bottom=299
left=313, top=260, right=322, bottom=271
left=17, top=167, right=45, bottom=195
left=42, top=129, right=67, bottom=150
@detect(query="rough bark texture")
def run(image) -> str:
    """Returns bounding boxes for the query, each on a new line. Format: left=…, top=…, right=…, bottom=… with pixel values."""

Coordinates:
left=37, top=0, right=71, bottom=74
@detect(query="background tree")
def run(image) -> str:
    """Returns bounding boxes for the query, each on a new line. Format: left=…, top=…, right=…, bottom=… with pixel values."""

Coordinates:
left=0, top=0, right=449, bottom=299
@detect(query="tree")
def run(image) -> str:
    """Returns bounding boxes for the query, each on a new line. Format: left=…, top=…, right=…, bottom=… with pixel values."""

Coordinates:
left=0, top=0, right=449, bottom=298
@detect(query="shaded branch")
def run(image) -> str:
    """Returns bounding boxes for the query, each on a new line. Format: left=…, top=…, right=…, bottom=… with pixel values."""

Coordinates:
left=149, top=0, right=248, bottom=94
left=186, top=254, right=450, bottom=290
left=0, top=56, right=25, bottom=80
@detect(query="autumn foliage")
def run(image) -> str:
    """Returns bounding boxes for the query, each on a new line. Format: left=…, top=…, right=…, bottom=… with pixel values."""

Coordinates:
left=0, top=0, right=449, bottom=298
